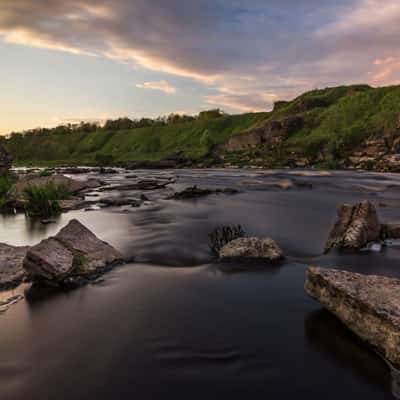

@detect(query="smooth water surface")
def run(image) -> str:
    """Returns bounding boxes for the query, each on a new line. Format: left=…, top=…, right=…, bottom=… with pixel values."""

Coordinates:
left=1, top=168, right=400, bottom=399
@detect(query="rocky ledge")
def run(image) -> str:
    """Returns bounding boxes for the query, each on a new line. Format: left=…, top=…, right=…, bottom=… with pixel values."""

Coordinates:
left=305, top=267, right=400, bottom=368
left=23, top=219, right=123, bottom=288
left=219, top=237, right=284, bottom=263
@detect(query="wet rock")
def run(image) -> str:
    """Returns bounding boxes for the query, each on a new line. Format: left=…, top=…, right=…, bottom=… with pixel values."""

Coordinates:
left=23, top=220, right=123, bottom=286
left=381, top=224, right=400, bottom=239
left=0, top=243, right=29, bottom=289
left=170, top=185, right=238, bottom=199
left=325, top=201, right=381, bottom=252
left=12, top=174, right=102, bottom=196
left=99, top=198, right=142, bottom=208
left=40, top=219, right=57, bottom=225
left=100, top=179, right=171, bottom=192
left=0, top=144, right=12, bottom=175
left=98, top=167, right=118, bottom=174
left=305, top=266, right=400, bottom=368
left=54, top=167, right=91, bottom=174
left=219, top=237, right=284, bottom=263
left=59, top=199, right=93, bottom=211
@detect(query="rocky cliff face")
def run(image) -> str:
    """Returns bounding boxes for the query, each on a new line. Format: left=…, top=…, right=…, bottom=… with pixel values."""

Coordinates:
left=225, top=117, right=303, bottom=153
left=305, top=267, right=400, bottom=368
left=0, top=144, right=12, bottom=175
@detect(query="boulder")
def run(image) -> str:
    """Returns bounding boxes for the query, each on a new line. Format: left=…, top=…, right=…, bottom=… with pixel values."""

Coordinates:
left=0, top=243, right=29, bottom=289
left=305, top=267, right=400, bottom=368
left=325, top=201, right=381, bottom=252
left=0, top=144, right=12, bottom=175
left=23, top=219, right=123, bottom=286
left=219, top=237, right=284, bottom=263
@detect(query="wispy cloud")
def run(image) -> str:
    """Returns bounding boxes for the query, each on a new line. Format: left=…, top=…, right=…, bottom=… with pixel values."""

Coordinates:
left=1, top=0, right=400, bottom=114
left=136, top=80, right=177, bottom=94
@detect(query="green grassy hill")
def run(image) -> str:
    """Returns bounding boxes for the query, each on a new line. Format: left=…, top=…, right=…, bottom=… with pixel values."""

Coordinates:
left=4, top=84, right=400, bottom=169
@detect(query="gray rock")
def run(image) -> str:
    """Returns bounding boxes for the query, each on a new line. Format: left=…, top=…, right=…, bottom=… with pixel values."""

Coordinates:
left=23, top=219, right=123, bottom=286
left=305, top=266, right=400, bottom=368
left=11, top=174, right=102, bottom=197
left=325, top=201, right=381, bottom=252
left=0, top=243, right=29, bottom=289
left=219, top=237, right=284, bottom=262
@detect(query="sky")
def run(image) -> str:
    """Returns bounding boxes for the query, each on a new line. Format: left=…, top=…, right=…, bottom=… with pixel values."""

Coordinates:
left=0, top=0, right=400, bottom=134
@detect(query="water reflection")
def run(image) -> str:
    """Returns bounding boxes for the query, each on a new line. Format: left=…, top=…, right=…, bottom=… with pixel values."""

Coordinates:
left=305, top=309, right=393, bottom=395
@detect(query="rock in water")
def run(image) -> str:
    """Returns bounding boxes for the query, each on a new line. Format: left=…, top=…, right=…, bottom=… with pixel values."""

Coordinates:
left=0, top=144, right=12, bottom=175
left=23, top=219, right=123, bottom=286
left=0, top=243, right=29, bottom=289
left=219, top=237, right=283, bottom=263
left=325, top=201, right=381, bottom=252
left=305, top=267, right=400, bottom=368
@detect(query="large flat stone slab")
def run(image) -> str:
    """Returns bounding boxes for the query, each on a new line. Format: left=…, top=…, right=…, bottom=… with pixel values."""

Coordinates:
left=305, top=267, right=400, bottom=368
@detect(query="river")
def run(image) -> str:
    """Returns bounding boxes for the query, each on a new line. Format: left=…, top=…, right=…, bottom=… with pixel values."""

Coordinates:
left=0, top=168, right=399, bottom=399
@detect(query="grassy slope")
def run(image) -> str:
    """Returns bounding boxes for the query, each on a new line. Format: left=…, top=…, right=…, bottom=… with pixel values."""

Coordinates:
left=4, top=84, right=400, bottom=166
left=5, top=112, right=269, bottom=165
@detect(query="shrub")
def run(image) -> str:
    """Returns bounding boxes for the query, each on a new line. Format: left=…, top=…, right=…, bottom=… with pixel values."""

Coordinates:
left=0, top=175, right=14, bottom=200
left=39, top=169, right=53, bottom=177
left=208, top=225, right=246, bottom=255
left=23, top=183, right=70, bottom=217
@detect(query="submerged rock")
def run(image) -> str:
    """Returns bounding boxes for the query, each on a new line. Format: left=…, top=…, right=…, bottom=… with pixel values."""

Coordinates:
left=325, top=201, right=381, bottom=252
left=219, top=237, right=284, bottom=263
left=99, top=197, right=142, bottom=208
left=305, top=266, right=400, bottom=368
left=23, top=219, right=123, bottom=287
left=0, top=243, right=29, bottom=289
left=170, top=185, right=238, bottom=199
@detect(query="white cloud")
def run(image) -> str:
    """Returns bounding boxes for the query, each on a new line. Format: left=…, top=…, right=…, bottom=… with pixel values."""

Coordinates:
left=136, top=80, right=177, bottom=94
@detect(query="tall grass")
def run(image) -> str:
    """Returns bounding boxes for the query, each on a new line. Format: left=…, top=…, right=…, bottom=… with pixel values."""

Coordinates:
left=23, top=183, right=70, bottom=217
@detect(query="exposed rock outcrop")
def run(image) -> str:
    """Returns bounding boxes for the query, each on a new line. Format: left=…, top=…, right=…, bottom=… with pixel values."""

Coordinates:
left=0, top=243, right=29, bottom=289
left=225, top=117, right=303, bottom=152
left=219, top=237, right=284, bottom=263
left=23, top=219, right=123, bottom=287
left=325, top=201, right=381, bottom=252
left=0, top=144, right=12, bottom=175
left=305, top=266, right=400, bottom=368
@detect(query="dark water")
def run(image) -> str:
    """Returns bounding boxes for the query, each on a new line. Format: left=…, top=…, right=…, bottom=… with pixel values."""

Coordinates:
left=1, top=168, right=400, bottom=399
